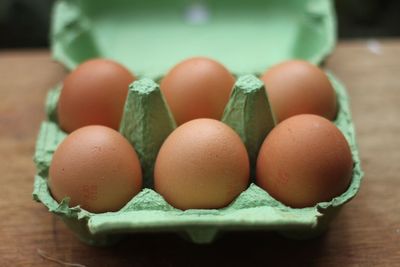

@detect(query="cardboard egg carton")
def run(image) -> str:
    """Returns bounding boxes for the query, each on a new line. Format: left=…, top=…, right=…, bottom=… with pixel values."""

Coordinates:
left=33, top=0, right=363, bottom=245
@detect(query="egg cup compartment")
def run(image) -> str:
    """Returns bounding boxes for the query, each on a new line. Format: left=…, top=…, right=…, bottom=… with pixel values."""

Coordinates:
left=33, top=71, right=362, bottom=245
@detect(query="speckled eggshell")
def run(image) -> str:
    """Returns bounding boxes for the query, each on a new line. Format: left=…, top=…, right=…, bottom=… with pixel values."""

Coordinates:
left=260, top=60, right=337, bottom=123
left=160, top=57, right=235, bottom=125
left=154, top=118, right=250, bottom=210
left=48, top=125, right=142, bottom=213
left=57, top=59, right=136, bottom=132
left=256, top=114, right=353, bottom=208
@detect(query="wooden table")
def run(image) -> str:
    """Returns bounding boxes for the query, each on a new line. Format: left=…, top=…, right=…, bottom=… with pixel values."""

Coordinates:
left=0, top=40, right=399, bottom=267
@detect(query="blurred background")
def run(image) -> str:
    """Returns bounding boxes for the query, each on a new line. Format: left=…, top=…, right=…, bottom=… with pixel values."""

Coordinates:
left=0, top=0, right=399, bottom=49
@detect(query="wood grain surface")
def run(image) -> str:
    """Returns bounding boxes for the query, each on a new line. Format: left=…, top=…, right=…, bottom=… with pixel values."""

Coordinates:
left=0, top=40, right=399, bottom=267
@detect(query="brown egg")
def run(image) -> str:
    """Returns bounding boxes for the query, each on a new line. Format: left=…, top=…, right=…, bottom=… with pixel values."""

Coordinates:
left=160, top=57, right=235, bottom=125
left=260, top=60, right=337, bottom=123
left=154, top=119, right=250, bottom=210
left=48, top=125, right=142, bottom=213
left=256, top=114, right=353, bottom=208
left=57, top=59, right=136, bottom=133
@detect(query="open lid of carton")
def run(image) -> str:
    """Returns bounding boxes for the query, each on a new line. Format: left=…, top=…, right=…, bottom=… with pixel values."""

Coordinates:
left=51, top=0, right=336, bottom=78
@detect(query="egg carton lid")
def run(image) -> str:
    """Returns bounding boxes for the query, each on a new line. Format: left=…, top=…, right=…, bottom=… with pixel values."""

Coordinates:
left=51, top=0, right=336, bottom=78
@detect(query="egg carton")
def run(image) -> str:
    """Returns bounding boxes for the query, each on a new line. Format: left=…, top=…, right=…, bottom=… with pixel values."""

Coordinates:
left=33, top=0, right=363, bottom=245
left=33, top=73, right=362, bottom=245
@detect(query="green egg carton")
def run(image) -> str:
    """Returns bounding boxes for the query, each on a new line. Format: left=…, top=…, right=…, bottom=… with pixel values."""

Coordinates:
left=33, top=0, right=363, bottom=245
